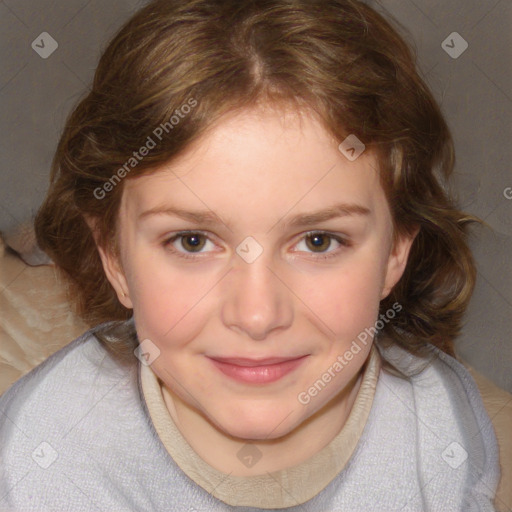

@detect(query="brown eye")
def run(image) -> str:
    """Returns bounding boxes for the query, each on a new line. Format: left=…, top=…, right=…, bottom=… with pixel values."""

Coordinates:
left=180, top=233, right=206, bottom=252
left=305, top=233, right=333, bottom=253
left=163, top=231, right=215, bottom=259
left=293, top=231, right=350, bottom=261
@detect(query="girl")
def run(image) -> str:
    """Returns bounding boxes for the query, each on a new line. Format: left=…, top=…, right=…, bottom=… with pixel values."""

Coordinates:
left=0, top=0, right=500, bottom=510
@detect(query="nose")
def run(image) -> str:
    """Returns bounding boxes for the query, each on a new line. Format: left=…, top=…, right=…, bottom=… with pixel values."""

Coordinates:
left=221, top=253, right=293, bottom=341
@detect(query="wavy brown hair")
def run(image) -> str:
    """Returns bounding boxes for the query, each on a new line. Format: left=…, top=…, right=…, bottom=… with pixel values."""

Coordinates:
left=35, top=0, right=479, bottom=360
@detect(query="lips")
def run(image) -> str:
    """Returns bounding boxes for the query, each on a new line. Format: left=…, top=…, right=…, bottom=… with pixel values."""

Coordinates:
left=207, top=355, right=308, bottom=384
left=209, top=356, right=304, bottom=367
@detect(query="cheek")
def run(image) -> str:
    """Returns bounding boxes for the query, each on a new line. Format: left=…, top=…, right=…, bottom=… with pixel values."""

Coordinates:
left=127, top=252, right=212, bottom=345
left=297, top=256, right=385, bottom=340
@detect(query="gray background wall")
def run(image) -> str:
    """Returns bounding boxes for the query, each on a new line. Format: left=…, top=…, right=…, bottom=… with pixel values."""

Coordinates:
left=0, top=0, right=511, bottom=392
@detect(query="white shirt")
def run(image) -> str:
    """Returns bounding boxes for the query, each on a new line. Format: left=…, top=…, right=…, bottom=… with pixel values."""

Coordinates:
left=0, top=324, right=500, bottom=511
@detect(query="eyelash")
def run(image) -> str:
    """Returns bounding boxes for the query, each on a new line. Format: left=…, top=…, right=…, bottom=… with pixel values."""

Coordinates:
left=162, top=230, right=351, bottom=261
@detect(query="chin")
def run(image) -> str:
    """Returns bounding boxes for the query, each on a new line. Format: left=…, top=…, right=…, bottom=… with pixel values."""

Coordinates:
left=224, top=423, right=290, bottom=442
left=210, top=405, right=302, bottom=441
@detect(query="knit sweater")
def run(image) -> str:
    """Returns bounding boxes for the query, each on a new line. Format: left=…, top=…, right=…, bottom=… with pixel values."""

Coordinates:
left=0, top=325, right=500, bottom=511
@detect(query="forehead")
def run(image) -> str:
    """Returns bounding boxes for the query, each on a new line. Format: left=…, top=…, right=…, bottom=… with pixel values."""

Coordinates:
left=121, top=106, right=388, bottom=228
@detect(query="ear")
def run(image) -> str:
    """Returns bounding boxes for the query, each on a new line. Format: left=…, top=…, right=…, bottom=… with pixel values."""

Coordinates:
left=84, top=215, right=133, bottom=310
left=380, top=227, right=419, bottom=300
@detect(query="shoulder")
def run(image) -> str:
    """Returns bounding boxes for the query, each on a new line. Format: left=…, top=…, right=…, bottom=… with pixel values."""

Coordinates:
left=0, top=325, right=144, bottom=509
left=0, top=325, right=136, bottom=416
left=1, top=328, right=94, bottom=409
left=375, top=340, right=501, bottom=510
left=377, top=340, right=498, bottom=432
left=0, top=325, right=140, bottom=443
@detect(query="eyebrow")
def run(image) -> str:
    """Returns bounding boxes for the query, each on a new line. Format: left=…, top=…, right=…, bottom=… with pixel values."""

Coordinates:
left=138, top=202, right=371, bottom=230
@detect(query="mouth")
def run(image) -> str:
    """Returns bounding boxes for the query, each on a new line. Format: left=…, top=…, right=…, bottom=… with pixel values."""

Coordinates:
left=207, top=355, right=309, bottom=384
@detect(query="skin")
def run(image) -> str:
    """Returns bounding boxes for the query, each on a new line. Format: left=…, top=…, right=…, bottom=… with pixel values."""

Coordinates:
left=96, top=104, right=416, bottom=476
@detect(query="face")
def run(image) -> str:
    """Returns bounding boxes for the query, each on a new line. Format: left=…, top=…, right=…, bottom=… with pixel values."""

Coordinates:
left=99, top=105, right=414, bottom=441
